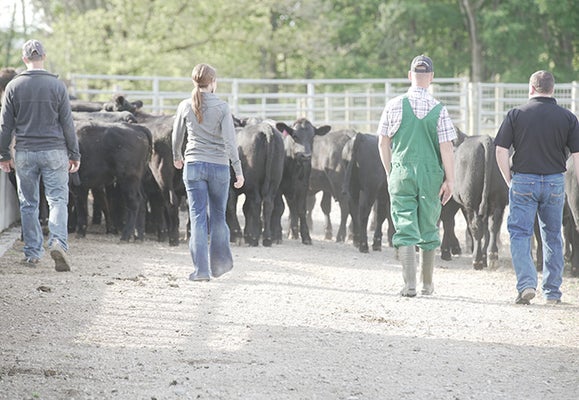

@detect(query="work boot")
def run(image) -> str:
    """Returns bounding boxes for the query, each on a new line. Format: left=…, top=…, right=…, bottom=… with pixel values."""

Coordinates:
left=399, top=245, right=417, bottom=297
left=49, top=241, right=71, bottom=272
left=420, top=249, right=435, bottom=295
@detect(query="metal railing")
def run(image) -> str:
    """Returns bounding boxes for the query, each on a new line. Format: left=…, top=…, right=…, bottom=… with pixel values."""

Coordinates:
left=67, top=74, right=469, bottom=133
left=67, top=74, right=579, bottom=136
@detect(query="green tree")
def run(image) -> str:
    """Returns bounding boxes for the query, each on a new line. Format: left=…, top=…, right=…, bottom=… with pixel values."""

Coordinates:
left=5, top=0, right=577, bottom=82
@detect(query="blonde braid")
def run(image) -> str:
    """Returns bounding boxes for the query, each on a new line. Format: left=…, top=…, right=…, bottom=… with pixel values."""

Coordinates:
left=191, top=63, right=216, bottom=123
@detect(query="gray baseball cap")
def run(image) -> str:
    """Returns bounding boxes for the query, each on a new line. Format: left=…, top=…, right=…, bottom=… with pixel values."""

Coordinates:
left=410, top=55, right=433, bottom=73
left=22, top=39, right=46, bottom=59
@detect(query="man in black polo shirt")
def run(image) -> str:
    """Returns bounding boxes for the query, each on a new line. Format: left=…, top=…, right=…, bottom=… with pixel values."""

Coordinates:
left=495, top=70, right=579, bottom=305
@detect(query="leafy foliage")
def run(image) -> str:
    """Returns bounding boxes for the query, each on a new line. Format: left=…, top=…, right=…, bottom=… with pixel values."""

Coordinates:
left=1, top=0, right=577, bottom=82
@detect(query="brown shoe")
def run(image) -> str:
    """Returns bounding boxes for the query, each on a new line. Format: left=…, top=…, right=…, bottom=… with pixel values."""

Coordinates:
left=515, top=287, right=536, bottom=305
left=50, top=242, right=71, bottom=272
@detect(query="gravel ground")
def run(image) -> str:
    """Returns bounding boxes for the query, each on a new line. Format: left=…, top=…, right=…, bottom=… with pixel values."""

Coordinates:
left=0, top=207, right=578, bottom=400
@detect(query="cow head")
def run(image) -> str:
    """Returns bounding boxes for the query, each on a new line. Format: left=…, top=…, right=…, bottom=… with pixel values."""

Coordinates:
left=103, top=94, right=143, bottom=113
left=276, top=118, right=331, bottom=160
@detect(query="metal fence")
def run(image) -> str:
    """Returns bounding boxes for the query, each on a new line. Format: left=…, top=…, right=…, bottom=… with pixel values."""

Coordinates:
left=67, top=74, right=470, bottom=134
left=67, top=74, right=579, bottom=136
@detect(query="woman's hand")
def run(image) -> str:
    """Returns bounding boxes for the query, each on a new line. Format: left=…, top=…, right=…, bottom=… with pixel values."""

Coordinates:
left=234, top=175, right=244, bottom=189
left=173, top=160, right=184, bottom=169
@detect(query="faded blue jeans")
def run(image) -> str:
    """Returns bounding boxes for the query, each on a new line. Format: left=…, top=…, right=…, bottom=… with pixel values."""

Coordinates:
left=14, top=149, right=70, bottom=259
left=507, top=172, right=565, bottom=300
left=183, top=161, right=233, bottom=278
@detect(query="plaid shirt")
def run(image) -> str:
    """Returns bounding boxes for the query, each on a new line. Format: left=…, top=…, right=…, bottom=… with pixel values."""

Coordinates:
left=376, top=86, right=456, bottom=143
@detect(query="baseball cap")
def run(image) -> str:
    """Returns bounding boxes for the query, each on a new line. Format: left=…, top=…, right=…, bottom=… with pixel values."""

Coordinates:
left=410, top=55, right=433, bottom=73
left=22, top=39, right=46, bottom=59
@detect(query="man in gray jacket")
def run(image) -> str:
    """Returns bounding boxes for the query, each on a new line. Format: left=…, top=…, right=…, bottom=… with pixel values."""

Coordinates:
left=0, top=39, right=80, bottom=271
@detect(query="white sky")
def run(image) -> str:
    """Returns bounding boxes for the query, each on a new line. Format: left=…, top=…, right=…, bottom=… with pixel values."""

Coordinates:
left=0, top=0, right=45, bottom=31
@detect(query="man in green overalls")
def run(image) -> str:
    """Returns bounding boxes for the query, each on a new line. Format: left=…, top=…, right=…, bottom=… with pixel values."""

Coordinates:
left=377, top=55, right=456, bottom=297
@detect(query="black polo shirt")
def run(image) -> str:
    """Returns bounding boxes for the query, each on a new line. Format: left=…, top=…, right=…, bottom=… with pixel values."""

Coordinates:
left=494, top=97, right=579, bottom=174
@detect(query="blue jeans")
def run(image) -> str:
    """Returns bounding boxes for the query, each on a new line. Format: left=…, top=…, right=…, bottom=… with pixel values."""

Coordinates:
left=14, top=149, right=70, bottom=259
left=183, top=161, right=233, bottom=278
left=507, top=173, right=565, bottom=300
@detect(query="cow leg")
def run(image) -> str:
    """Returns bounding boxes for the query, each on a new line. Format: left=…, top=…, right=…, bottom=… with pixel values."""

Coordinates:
left=284, top=194, right=300, bottom=240
left=91, top=186, right=114, bottom=234
left=440, top=199, right=461, bottom=261
left=119, top=180, right=141, bottom=242
left=167, top=195, right=181, bottom=246
left=336, top=196, right=349, bottom=243
left=306, top=193, right=315, bottom=231
left=488, top=206, right=505, bottom=269
left=74, top=186, right=90, bottom=238
left=470, top=214, right=488, bottom=270
left=357, top=191, right=372, bottom=253
left=294, top=190, right=312, bottom=245
left=372, top=185, right=389, bottom=251
left=91, top=188, right=103, bottom=225
left=243, top=193, right=261, bottom=247
left=226, top=190, right=242, bottom=245
left=320, top=191, right=333, bottom=240
left=271, top=193, right=285, bottom=244
left=570, top=228, right=579, bottom=277
left=348, top=193, right=361, bottom=248
left=299, top=212, right=312, bottom=245
left=262, top=193, right=276, bottom=247
left=134, top=190, right=147, bottom=242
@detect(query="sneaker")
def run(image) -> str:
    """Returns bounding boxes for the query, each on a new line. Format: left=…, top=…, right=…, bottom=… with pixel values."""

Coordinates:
left=515, top=287, right=536, bottom=305
left=400, top=287, right=417, bottom=297
left=189, top=272, right=210, bottom=282
left=421, top=284, right=434, bottom=296
left=49, top=242, right=71, bottom=272
left=21, top=257, right=40, bottom=266
left=545, top=299, right=562, bottom=305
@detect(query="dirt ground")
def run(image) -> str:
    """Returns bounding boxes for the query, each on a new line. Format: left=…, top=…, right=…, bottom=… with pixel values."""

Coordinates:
left=0, top=203, right=578, bottom=400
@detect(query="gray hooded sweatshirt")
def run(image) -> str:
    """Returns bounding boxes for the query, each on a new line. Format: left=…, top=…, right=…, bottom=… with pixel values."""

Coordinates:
left=0, top=69, right=80, bottom=161
left=172, top=92, right=242, bottom=176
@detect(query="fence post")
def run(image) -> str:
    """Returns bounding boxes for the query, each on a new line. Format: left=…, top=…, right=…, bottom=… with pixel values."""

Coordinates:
left=231, top=79, right=239, bottom=116
left=572, top=81, right=578, bottom=115
left=307, top=82, right=315, bottom=122
left=152, top=77, right=160, bottom=114
left=468, top=82, right=478, bottom=135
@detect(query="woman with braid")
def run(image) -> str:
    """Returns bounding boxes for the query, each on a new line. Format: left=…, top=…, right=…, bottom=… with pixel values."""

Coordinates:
left=172, top=63, right=244, bottom=282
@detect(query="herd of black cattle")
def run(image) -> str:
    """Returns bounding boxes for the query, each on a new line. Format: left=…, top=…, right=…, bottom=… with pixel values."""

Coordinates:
left=3, top=84, right=579, bottom=277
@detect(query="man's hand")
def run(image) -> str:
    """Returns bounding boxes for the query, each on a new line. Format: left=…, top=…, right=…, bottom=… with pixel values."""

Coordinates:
left=69, top=160, right=80, bottom=173
left=439, top=180, right=453, bottom=205
left=0, top=159, right=14, bottom=173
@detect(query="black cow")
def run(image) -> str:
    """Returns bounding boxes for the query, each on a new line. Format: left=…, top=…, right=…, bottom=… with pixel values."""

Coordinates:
left=103, top=94, right=185, bottom=246
left=342, top=132, right=394, bottom=253
left=227, top=121, right=285, bottom=246
left=72, top=110, right=137, bottom=124
left=307, top=128, right=357, bottom=242
left=440, top=134, right=508, bottom=269
left=69, top=100, right=104, bottom=112
left=561, top=157, right=579, bottom=276
left=72, top=121, right=152, bottom=242
left=272, top=118, right=331, bottom=245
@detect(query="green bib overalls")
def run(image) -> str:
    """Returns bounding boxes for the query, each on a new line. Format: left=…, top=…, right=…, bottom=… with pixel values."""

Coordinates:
left=388, top=97, right=444, bottom=251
